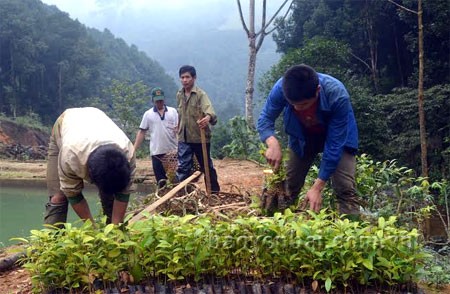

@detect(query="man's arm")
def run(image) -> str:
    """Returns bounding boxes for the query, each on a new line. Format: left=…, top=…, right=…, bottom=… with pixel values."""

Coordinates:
left=133, top=129, right=146, bottom=152
left=71, top=198, right=95, bottom=223
left=257, top=79, right=286, bottom=169
left=199, top=92, right=218, bottom=125
left=111, top=199, right=128, bottom=224
left=305, top=179, right=327, bottom=212
left=256, top=78, right=286, bottom=143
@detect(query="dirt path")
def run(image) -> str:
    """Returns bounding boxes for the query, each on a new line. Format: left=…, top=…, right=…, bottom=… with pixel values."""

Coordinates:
left=0, top=158, right=266, bottom=191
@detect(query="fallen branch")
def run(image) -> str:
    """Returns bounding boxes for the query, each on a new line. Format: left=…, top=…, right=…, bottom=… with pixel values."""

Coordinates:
left=0, top=252, right=26, bottom=272
left=208, top=202, right=248, bottom=211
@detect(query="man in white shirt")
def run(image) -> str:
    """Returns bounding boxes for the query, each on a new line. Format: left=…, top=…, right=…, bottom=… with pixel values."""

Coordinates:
left=134, top=87, right=178, bottom=187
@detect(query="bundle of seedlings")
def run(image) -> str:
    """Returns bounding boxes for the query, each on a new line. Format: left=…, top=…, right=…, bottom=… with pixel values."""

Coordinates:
left=260, top=149, right=294, bottom=215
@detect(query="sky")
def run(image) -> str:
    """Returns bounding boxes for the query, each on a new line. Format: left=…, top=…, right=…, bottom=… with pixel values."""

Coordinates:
left=40, top=0, right=291, bottom=32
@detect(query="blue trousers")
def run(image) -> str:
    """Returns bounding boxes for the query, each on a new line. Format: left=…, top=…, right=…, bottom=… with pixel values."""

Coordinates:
left=176, top=142, right=220, bottom=192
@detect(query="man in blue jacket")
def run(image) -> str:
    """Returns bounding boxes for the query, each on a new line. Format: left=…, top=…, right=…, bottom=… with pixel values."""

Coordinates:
left=257, top=64, right=360, bottom=215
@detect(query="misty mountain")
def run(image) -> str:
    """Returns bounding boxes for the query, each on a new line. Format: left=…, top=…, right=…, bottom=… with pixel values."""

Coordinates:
left=62, top=1, right=282, bottom=121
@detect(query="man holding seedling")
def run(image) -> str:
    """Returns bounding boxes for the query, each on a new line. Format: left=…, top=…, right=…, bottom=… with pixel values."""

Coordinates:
left=44, top=107, right=135, bottom=226
left=257, top=64, right=360, bottom=216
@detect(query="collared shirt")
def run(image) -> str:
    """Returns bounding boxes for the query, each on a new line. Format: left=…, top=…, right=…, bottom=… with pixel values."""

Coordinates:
left=56, top=107, right=136, bottom=197
left=257, top=73, right=358, bottom=181
left=139, top=105, right=178, bottom=155
left=176, top=85, right=217, bottom=143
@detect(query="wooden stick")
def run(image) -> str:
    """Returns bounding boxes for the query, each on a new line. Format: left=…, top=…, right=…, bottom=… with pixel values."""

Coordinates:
left=129, top=171, right=202, bottom=223
left=200, top=128, right=212, bottom=196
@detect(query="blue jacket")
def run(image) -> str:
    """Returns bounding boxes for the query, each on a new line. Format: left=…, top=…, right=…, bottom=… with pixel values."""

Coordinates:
left=257, top=73, right=358, bottom=181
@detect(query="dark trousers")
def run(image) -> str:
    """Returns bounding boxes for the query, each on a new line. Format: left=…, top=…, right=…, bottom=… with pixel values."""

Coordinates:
left=176, top=142, right=220, bottom=192
left=286, top=135, right=359, bottom=215
left=152, top=154, right=168, bottom=188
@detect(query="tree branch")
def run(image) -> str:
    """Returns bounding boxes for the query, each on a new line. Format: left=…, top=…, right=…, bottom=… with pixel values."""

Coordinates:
left=255, top=0, right=291, bottom=36
left=258, top=0, right=293, bottom=37
left=349, top=52, right=372, bottom=71
left=255, top=0, right=267, bottom=52
left=236, top=0, right=250, bottom=35
left=386, top=0, right=418, bottom=14
left=265, top=0, right=294, bottom=35
left=260, top=0, right=267, bottom=36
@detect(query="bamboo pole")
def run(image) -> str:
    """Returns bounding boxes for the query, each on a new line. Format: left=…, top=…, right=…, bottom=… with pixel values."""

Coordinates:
left=200, top=128, right=212, bottom=196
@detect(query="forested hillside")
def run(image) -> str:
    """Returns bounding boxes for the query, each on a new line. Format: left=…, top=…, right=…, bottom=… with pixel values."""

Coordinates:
left=0, top=0, right=177, bottom=125
left=257, top=0, right=449, bottom=179
left=0, top=0, right=448, bottom=179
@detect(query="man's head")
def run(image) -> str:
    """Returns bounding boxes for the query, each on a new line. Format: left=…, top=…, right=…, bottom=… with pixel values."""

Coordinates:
left=88, top=145, right=131, bottom=195
left=151, top=87, right=165, bottom=110
left=179, top=65, right=196, bottom=78
left=179, top=65, right=196, bottom=91
left=282, top=64, right=320, bottom=107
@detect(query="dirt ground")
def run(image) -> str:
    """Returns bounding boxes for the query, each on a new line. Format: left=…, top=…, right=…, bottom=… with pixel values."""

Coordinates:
left=0, top=157, right=267, bottom=293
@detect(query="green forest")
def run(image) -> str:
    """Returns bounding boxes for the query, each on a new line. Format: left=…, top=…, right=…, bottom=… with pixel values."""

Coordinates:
left=0, top=0, right=177, bottom=125
left=222, top=0, right=449, bottom=181
left=0, top=0, right=449, bottom=179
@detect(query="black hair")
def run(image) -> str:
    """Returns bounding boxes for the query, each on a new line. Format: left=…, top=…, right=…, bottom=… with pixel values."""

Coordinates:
left=282, top=64, right=319, bottom=102
left=179, top=65, right=196, bottom=78
left=87, top=145, right=131, bottom=195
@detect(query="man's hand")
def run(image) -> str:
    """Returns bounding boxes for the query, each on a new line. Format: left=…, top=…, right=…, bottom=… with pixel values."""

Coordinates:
left=197, top=115, right=211, bottom=129
left=264, top=136, right=282, bottom=170
left=304, top=179, right=326, bottom=212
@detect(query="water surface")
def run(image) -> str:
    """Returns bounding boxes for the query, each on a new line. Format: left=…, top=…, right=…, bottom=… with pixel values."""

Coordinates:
left=0, top=183, right=104, bottom=246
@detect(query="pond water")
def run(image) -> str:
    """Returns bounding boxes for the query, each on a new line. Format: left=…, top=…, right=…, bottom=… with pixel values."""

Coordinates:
left=0, top=182, right=153, bottom=247
left=0, top=183, right=101, bottom=247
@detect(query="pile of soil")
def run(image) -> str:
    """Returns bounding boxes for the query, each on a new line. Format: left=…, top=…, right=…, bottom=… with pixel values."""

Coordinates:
left=0, top=119, right=49, bottom=160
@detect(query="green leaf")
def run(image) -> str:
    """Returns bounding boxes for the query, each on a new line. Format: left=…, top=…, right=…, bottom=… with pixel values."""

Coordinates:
left=378, top=217, right=385, bottom=229
left=325, top=277, right=332, bottom=292
left=104, top=224, right=115, bottom=235
left=108, top=249, right=121, bottom=258
left=362, top=258, right=373, bottom=270
left=83, top=236, right=95, bottom=243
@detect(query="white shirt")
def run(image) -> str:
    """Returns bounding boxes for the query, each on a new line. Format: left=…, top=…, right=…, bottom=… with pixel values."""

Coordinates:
left=57, top=107, right=135, bottom=197
left=139, top=106, right=178, bottom=155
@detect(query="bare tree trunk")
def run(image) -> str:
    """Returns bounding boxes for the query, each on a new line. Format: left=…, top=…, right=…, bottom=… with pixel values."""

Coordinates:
left=246, top=42, right=257, bottom=127
left=364, top=0, right=379, bottom=92
left=245, top=0, right=257, bottom=127
left=386, top=0, right=428, bottom=177
left=417, top=0, right=427, bottom=177
left=237, top=0, right=292, bottom=128
left=58, top=64, right=62, bottom=114
left=9, top=40, right=17, bottom=118
left=393, top=25, right=405, bottom=87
